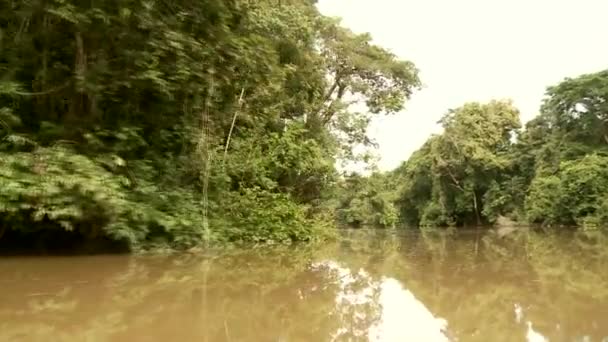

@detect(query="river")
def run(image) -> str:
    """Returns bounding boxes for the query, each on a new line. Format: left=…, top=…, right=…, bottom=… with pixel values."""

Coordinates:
left=1, top=229, right=608, bottom=341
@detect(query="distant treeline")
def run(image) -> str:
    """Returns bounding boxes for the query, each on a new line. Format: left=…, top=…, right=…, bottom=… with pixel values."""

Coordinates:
left=335, top=70, right=608, bottom=229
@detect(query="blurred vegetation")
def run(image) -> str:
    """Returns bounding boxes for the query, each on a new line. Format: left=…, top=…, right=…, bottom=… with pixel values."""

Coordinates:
left=0, top=0, right=420, bottom=251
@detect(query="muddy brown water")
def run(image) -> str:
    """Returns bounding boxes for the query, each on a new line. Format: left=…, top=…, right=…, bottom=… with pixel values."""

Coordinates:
left=1, top=229, right=608, bottom=342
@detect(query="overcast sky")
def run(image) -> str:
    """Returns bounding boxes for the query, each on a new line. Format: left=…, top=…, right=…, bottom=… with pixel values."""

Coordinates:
left=317, top=0, right=608, bottom=171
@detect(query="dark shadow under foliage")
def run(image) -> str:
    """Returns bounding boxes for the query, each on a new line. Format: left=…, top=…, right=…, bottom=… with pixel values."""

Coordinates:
left=0, top=222, right=130, bottom=256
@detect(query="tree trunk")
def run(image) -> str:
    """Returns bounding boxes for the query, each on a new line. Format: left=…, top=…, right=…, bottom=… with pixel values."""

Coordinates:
left=473, top=191, right=481, bottom=226
left=67, top=31, right=88, bottom=126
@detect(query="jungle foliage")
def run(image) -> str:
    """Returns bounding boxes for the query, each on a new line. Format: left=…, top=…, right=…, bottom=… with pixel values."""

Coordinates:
left=4, top=0, right=606, bottom=250
left=0, top=0, right=420, bottom=251
left=389, top=69, right=608, bottom=228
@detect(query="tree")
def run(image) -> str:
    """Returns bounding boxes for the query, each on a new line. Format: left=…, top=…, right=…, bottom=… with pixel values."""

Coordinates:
left=393, top=69, right=608, bottom=229
left=396, top=100, right=521, bottom=227
left=525, top=154, right=608, bottom=227
left=542, top=69, right=608, bottom=147
left=517, top=70, right=608, bottom=227
left=335, top=172, right=400, bottom=228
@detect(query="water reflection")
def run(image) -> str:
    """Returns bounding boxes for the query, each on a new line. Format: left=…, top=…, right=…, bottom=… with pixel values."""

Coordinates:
left=313, top=260, right=449, bottom=341
left=1, top=229, right=608, bottom=341
left=370, top=277, right=449, bottom=341
left=514, top=303, right=548, bottom=342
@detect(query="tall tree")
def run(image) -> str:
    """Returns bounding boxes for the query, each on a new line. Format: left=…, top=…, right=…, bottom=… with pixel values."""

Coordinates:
left=396, top=100, right=521, bottom=227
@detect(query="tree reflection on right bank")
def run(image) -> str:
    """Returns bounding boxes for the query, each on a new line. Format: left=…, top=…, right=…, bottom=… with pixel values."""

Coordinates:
left=337, top=228, right=608, bottom=342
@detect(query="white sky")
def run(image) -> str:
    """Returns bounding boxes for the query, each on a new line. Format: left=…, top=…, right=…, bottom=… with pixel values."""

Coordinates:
left=317, top=0, right=608, bottom=171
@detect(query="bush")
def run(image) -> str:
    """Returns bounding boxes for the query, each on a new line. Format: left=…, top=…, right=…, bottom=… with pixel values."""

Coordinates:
left=524, top=175, right=564, bottom=226
left=0, top=141, right=334, bottom=252
left=215, top=187, right=329, bottom=244
left=0, top=146, right=210, bottom=251
left=524, top=154, right=608, bottom=227
left=560, top=155, right=608, bottom=224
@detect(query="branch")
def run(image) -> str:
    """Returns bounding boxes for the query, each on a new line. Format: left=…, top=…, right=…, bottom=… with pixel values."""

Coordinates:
left=322, top=82, right=346, bottom=125
left=223, top=87, right=246, bottom=165
left=14, top=81, right=70, bottom=96
left=322, top=77, right=340, bottom=105
left=446, top=166, right=465, bottom=192
left=314, top=70, right=344, bottom=125
left=436, top=155, right=465, bottom=192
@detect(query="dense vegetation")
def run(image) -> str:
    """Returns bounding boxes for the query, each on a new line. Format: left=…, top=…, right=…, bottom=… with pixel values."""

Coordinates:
left=2, top=0, right=607, bottom=253
left=0, top=0, right=420, bottom=251
left=354, top=69, right=608, bottom=229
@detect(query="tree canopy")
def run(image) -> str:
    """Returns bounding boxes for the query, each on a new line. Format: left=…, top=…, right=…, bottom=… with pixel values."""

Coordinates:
left=389, top=69, right=608, bottom=229
left=3, top=0, right=608, bottom=253
left=0, top=0, right=420, bottom=252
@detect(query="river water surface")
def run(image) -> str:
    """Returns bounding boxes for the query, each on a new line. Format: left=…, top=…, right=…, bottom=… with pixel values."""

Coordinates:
left=1, top=229, right=608, bottom=342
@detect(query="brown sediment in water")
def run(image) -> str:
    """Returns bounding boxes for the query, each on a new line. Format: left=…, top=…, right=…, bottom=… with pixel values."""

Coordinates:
left=1, top=228, right=607, bottom=341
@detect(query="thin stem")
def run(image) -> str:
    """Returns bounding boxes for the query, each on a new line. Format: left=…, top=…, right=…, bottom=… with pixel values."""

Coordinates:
left=223, top=87, right=245, bottom=165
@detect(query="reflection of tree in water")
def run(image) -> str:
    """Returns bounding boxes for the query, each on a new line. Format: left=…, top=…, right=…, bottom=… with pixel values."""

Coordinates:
left=523, top=230, right=608, bottom=341
left=0, top=256, right=135, bottom=341
left=310, top=260, right=382, bottom=341
left=369, top=228, right=608, bottom=342
left=2, top=230, right=608, bottom=341
left=188, top=251, right=384, bottom=342
left=0, top=245, right=382, bottom=342
left=331, top=230, right=451, bottom=341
